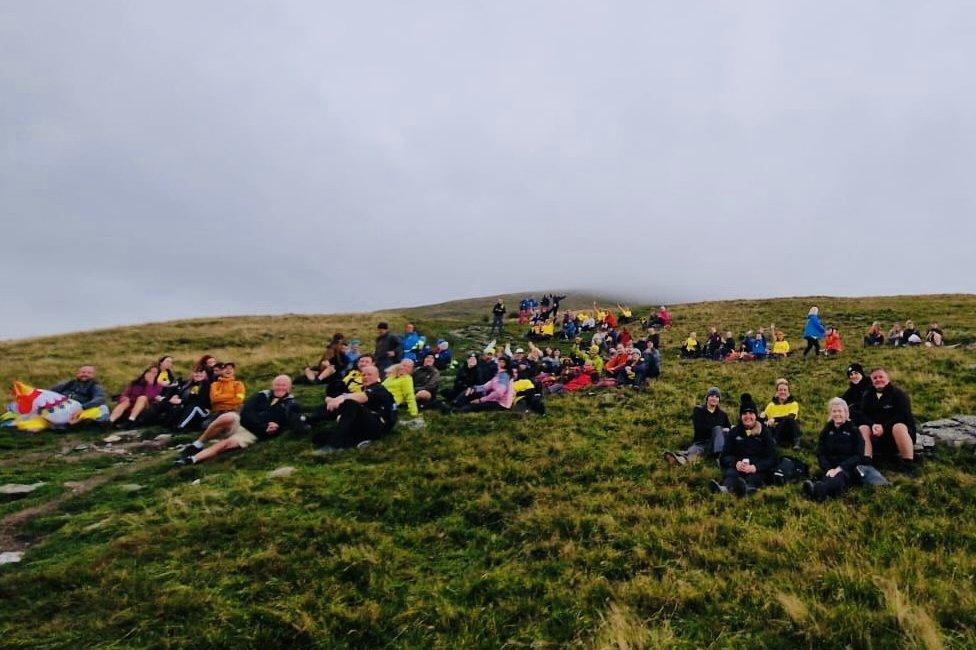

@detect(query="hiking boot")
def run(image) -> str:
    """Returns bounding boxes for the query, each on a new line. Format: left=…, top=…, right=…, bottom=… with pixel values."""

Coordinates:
left=180, top=443, right=202, bottom=458
left=708, top=479, right=728, bottom=494
left=663, top=451, right=687, bottom=466
left=801, top=480, right=815, bottom=500
left=771, top=471, right=786, bottom=486
left=729, top=477, right=749, bottom=497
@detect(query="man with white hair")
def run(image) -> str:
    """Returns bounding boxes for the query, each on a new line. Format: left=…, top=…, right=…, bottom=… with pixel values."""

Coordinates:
left=175, top=375, right=305, bottom=466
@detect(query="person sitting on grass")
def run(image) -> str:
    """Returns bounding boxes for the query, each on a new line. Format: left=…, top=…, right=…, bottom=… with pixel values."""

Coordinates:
left=761, top=378, right=802, bottom=449
left=175, top=375, right=305, bottom=466
left=902, top=320, right=923, bottom=346
left=208, top=362, right=246, bottom=419
left=710, top=394, right=779, bottom=497
left=887, top=322, right=904, bottom=346
left=312, top=364, right=396, bottom=454
left=160, top=366, right=212, bottom=431
left=374, top=322, right=403, bottom=372
left=382, top=359, right=419, bottom=419
left=681, top=332, right=701, bottom=358
left=433, top=339, right=453, bottom=369
left=411, top=353, right=441, bottom=409
left=454, top=357, right=515, bottom=412
left=841, top=363, right=871, bottom=427
left=156, top=356, right=179, bottom=387
left=704, top=327, right=723, bottom=360
left=864, top=321, right=885, bottom=346
left=770, top=327, right=790, bottom=358
left=108, top=365, right=163, bottom=427
left=50, top=365, right=108, bottom=424
left=720, top=331, right=737, bottom=359
left=664, top=387, right=731, bottom=466
left=859, top=368, right=919, bottom=476
left=197, top=355, right=220, bottom=380
left=824, top=327, right=842, bottom=355
left=345, top=339, right=361, bottom=368
left=925, top=323, right=945, bottom=347
left=801, top=398, right=869, bottom=501
left=297, top=333, right=347, bottom=385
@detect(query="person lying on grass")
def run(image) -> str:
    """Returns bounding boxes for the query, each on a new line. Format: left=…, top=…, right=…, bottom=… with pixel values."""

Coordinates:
left=859, top=368, right=919, bottom=476
left=664, top=386, right=730, bottom=466
left=50, top=365, right=108, bottom=424
left=175, top=375, right=305, bottom=466
left=710, top=394, right=779, bottom=497
left=802, top=398, right=869, bottom=501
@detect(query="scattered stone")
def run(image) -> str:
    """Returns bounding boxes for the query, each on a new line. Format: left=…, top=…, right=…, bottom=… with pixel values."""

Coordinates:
left=268, top=466, right=296, bottom=479
left=153, top=434, right=173, bottom=442
left=63, top=481, right=86, bottom=491
left=119, top=483, right=144, bottom=492
left=402, top=418, right=426, bottom=430
left=915, top=434, right=936, bottom=453
left=103, top=434, right=122, bottom=443
left=96, top=447, right=131, bottom=456
left=0, top=552, right=23, bottom=565
left=190, top=479, right=201, bottom=486
left=920, top=416, right=976, bottom=449
left=0, top=482, right=45, bottom=498
left=74, top=444, right=90, bottom=451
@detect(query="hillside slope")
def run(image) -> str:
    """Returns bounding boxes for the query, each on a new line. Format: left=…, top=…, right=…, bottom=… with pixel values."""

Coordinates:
left=0, top=293, right=975, bottom=647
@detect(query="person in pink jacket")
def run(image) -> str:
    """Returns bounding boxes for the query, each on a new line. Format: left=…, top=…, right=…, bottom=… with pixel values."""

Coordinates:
left=109, top=365, right=163, bottom=426
left=457, top=357, right=515, bottom=412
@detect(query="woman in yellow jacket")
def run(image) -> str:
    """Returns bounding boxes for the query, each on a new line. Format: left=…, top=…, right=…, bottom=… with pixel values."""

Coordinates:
left=761, top=378, right=801, bottom=449
left=382, top=360, right=419, bottom=417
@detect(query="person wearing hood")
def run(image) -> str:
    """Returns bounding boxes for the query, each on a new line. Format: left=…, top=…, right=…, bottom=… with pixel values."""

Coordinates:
left=433, top=339, right=453, bottom=370
left=801, top=398, right=869, bottom=501
left=761, top=378, right=802, bottom=449
left=456, top=357, right=515, bottom=412
left=841, top=363, right=871, bottom=426
left=664, top=387, right=731, bottom=466
left=803, top=306, right=827, bottom=357
left=710, top=394, right=779, bottom=496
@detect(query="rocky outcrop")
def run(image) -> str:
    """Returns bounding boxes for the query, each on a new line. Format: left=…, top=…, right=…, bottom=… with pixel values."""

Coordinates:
left=919, top=416, right=976, bottom=450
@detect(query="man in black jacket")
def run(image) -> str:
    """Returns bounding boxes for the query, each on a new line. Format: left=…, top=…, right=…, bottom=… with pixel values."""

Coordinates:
left=175, top=375, right=304, bottom=466
left=664, top=387, right=731, bottom=466
left=313, top=365, right=396, bottom=453
left=374, top=322, right=403, bottom=372
left=710, top=394, right=779, bottom=496
left=859, top=367, right=918, bottom=475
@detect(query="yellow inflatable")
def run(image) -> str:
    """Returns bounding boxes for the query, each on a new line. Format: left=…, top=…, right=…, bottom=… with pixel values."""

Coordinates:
left=2, top=381, right=107, bottom=432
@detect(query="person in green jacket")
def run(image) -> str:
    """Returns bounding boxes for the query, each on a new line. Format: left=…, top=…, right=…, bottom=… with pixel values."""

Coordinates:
left=382, top=360, right=419, bottom=418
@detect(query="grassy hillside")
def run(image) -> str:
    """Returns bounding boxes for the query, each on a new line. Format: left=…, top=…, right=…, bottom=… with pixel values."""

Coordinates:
left=0, top=294, right=975, bottom=648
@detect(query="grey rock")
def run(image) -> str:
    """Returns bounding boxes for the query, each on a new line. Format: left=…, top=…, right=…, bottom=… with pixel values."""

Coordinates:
left=0, top=552, right=23, bottom=565
left=953, top=415, right=976, bottom=428
left=0, top=482, right=45, bottom=497
left=119, top=484, right=144, bottom=492
left=268, top=466, right=296, bottom=479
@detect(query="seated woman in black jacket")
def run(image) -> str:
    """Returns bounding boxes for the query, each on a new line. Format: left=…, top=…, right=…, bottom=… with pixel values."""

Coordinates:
left=802, top=398, right=869, bottom=501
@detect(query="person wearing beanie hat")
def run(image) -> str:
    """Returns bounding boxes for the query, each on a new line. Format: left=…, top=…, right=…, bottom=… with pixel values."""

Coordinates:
left=841, top=363, right=870, bottom=426
left=761, top=378, right=802, bottom=449
left=801, top=397, right=870, bottom=502
left=709, top=393, right=779, bottom=496
left=663, top=386, right=731, bottom=466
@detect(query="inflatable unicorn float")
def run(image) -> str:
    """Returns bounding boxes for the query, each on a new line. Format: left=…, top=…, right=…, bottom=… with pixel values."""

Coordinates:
left=0, top=381, right=108, bottom=432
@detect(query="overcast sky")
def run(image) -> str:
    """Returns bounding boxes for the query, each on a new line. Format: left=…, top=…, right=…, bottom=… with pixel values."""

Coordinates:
left=2, top=2, right=974, bottom=339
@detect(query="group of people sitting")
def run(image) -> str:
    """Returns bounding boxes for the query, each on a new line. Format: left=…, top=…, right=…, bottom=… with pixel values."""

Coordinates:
left=681, top=324, right=807, bottom=360
left=662, top=363, right=919, bottom=498
left=864, top=320, right=947, bottom=347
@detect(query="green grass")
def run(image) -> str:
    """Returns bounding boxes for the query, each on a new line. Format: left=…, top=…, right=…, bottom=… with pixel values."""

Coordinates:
left=0, top=294, right=975, bottom=648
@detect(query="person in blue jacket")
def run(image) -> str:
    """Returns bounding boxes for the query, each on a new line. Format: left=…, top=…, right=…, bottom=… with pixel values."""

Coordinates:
left=803, top=306, right=827, bottom=357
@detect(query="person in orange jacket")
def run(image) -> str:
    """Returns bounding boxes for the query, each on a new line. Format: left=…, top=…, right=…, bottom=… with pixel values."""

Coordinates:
left=209, top=362, right=246, bottom=415
left=824, top=327, right=843, bottom=355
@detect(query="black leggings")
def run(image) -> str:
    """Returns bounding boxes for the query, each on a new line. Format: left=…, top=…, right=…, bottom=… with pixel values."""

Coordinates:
left=803, top=337, right=820, bottom=356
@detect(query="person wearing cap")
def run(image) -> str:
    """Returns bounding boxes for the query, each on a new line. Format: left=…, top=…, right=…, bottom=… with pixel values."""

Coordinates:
left=858, top=368, right=919, bottom=475
left=761, top=378, right=802, bottom=449
left=801, top=397, right=869, bottom=501
left=176, top=375, right=305, bottom=466
left=710, top=394, right=779, bottom=496
left=374, top=322, right=403, bottom=372
left=208, top=362, right=246, bottom=417
left=433, top=339, right=453, bottom=370
left=664, top=387, right=731, bottom=466
left=841, top=363, right=871, bottom=426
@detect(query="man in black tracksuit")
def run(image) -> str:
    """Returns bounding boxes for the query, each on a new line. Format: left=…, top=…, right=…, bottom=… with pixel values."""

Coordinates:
left=664, top=387, right=731, bottom=466
left=711, top=394, right=779, bottom=496
left=803, top=397, right=869, bottom=501
left=859, top=367, right=918, bottom=475
left=314, top=365, right=397, bottom=452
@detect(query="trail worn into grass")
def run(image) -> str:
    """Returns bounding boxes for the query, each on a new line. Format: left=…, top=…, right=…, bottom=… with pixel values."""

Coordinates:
left=0, top=453, right=169, bottom=552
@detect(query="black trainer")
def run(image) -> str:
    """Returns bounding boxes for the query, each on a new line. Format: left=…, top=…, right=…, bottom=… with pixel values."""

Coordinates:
left=801, top=480, right=815, bottom=500
left=180, top=443, right=201, bottom=458
left=708, top=479, right=728, bottom=494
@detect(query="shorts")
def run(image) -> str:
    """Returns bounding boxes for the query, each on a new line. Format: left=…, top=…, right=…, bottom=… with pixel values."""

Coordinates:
left=224, top=413, right=258, bottom=448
